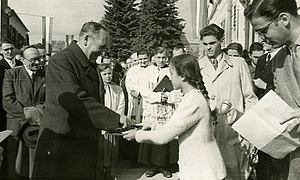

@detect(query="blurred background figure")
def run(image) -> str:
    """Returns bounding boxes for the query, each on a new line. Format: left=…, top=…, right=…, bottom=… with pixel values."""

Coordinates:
left=248, top=42, right=264, bottom=80
left=97, top=63, right=125, bottom=180
left=45, top=54, right=51, bottom=67
left=172, top=43, right=186, bottom=57
left=35, top=43, right=46, bottom=70
left=97, top=55, right=121, bottom=85
left=225, top=42, right=244, bottom=57
left=262, top=41, right=272, bottom=53
left=119, top=59, right=127, bottom=70
left=123, top=49, right=150, bottom=168
left=131, top=52, right=139, bottom=66
left=126, top=57, right=133, bottom=70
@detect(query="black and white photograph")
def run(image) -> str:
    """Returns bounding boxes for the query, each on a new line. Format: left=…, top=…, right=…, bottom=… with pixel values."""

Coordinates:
left=1, top=0, right=300, bottom=179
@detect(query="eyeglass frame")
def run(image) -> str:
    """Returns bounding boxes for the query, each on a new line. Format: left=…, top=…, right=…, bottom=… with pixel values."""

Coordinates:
left=23, top=57, right=41, bottom=63
left=2, top=47, right=15, bottom=52
left=255, top=18, right=277, bottom=36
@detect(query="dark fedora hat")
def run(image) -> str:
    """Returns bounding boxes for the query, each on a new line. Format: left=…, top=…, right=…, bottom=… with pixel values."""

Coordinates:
left=19, top=123, right=39, bottom=148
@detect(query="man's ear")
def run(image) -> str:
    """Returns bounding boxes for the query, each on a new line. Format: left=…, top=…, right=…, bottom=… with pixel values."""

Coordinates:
left=278, top=12, right=291, bottom=28
left=83, top=35, right=90, bottom=46
left=181, top=75, right=186, bottom=82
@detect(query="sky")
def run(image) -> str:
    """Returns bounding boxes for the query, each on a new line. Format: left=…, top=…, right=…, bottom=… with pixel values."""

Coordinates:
left=9, top=0, right=106, bottom=44
left=8, top=0, right=193, bottom=45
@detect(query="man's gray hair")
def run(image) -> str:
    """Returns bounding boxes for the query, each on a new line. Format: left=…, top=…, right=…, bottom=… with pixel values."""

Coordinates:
left=79, top=22, right=107, bottom=37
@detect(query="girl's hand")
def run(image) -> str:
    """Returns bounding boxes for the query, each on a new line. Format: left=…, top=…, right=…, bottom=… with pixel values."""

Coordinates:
left=122, top=129, right=137, bottom=141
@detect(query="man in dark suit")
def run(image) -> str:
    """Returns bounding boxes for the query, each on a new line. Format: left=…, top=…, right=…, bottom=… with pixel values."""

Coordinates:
left=32, top=22, right=127, bottom=180
left=2, top=45, right=45, bottom=179
left=0, top=40, right=22, bottom=131
left=0, top=40, right=23, bottom=179
left=254, top=47, right=283, bottom=99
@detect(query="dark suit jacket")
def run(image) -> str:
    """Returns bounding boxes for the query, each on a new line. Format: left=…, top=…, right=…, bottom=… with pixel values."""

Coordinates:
left=2, top=66, right=46, bottom=132
left=32, top=41, right=120, bottom=179
left=2, top=66, right=45, bottom=177
left=0, top=59, right=23, bottom=130
left=254, top=48, right=285, bottom=99
left=254, top=54, right=274, bottom=99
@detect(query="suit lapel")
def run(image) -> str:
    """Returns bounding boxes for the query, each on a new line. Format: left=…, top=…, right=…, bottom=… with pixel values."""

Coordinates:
left=69, top=42, right=98, bottom=81
left=199, top=54, right=233, bottom=83
left=0, top=59, right=12, bottom=69
left=260, top=62, right=272, bottom=80
left=199, top=56, right=217, bottom=78
left=85, top=65, right=98, bottom=81
left=213, top=55, right=232, bottom=81
left=285, top=55, right=300, bottom=106
left=33, top=70, right=45, bottom=97
left=20, top=67, right=34, bottom=97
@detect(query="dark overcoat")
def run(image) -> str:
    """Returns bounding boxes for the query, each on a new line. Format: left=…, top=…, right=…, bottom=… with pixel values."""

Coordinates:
left=32, top=41, right=120, bottom=179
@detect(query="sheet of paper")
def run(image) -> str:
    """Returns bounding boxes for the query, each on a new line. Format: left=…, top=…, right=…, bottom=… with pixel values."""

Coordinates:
left=250, top=90, right=294, bottom=132
left=0, top=130, right=13, bottom=143
left=232, top=90, right=300, bottom=158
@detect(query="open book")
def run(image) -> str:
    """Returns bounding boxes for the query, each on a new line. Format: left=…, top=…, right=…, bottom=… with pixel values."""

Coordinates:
left=232, top=90, right=300, bottom=159
left=0, top=130, right=13, bottom=143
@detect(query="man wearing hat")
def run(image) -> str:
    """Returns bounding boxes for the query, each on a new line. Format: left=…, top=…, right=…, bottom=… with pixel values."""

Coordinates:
left=2, top=45, right=45, bottom=179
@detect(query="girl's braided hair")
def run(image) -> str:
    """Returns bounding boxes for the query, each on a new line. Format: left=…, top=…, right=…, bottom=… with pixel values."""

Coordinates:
left=170, top=54, right=209, bottom=100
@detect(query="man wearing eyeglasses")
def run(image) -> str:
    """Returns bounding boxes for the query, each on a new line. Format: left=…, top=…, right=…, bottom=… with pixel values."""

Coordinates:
left=0, top=40, right=21, bottom=69
left=0, top=40, right=23, bottom=131
left=245, top=0, right=300, bottom=179
left=2, top=45, right=45, bottom=179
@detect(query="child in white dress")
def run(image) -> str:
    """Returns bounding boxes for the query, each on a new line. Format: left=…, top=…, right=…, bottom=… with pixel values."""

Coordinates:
left=98, top=63, right=125, bottom=180
left=123, top=54, right=226, bottom=180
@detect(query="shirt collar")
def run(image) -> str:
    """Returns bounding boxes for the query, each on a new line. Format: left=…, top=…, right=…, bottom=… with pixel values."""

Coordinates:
left=293, top=34, right=300, bottom=47
left=209, top=53, right=223, bottom=63
left=269, top=47, right=283, bottom=60
left=4, top=58, right=15, bottom=68
left=24, top=66, right=35, bottom=77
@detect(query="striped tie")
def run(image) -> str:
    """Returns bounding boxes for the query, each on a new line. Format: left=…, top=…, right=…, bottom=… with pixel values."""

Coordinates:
left=212, top=59, right=218, bottom=70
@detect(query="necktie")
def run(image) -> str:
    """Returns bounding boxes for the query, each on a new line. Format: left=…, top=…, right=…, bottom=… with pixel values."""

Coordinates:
left=157, top=68, right=160, bottom=83
left=291, top=44, right=300, bottom=84
left=31, top=73, right=36, bottom=91
left=212, top=59, right=218, bottom=70
left=266, top=53, right=271, bottom=66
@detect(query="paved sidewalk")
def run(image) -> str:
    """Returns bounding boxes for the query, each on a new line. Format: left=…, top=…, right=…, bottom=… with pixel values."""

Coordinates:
left=111, top=159, right=179, bottom=180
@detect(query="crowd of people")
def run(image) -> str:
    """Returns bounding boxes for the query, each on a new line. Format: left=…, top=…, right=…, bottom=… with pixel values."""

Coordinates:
left=0, top=0, right=300, bottom=179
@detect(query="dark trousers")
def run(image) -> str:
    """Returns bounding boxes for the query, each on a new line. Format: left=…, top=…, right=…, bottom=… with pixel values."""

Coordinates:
left=256, top=150, right=289, bottom=180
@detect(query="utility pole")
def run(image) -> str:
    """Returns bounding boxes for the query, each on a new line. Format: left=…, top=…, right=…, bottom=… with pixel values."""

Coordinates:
left=18, top=13, right=53, bottom=54
left=42, top=16, right=54, bottom=54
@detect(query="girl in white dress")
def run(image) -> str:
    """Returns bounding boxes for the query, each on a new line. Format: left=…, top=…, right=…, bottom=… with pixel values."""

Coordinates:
left=123, top=54, right=226, bottom=180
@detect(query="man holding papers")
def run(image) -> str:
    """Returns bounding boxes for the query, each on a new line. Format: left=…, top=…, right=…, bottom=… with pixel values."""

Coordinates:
left=245, top=0, right=300, bottom=179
